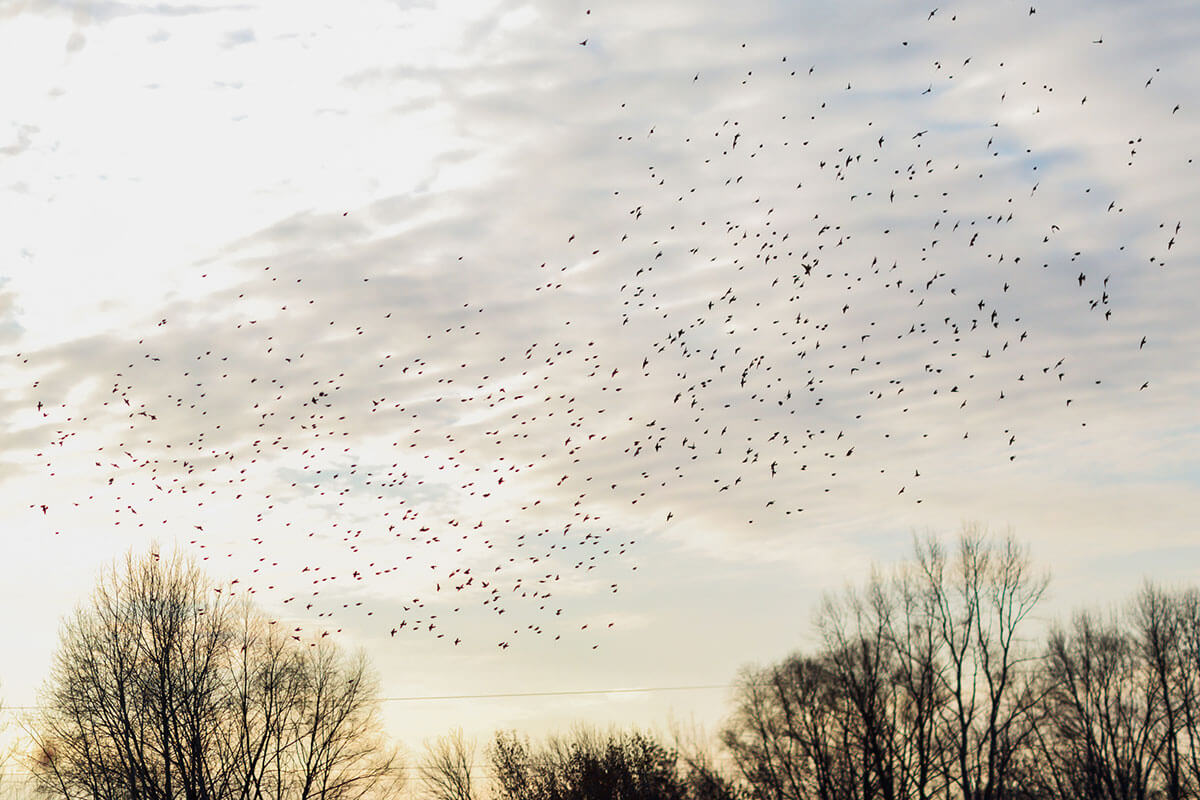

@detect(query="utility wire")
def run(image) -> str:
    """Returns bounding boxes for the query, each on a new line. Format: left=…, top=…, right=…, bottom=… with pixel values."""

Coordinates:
left=1, top=683, right=732, bottom=712
left=376, top=683, right=731, bottom=702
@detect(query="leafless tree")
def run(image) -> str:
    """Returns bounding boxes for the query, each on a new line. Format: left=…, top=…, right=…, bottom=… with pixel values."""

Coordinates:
left=1031, top=610, right=1160, bottom=800
left=1117, top=582, right=1200, bottom=800
left=722, top=656, right=857, bottom=800
left=418, top=729, right=475, bottom=800
left=671, top=722, right=745, bottom=800
left=1135, top=583, right=1190, bottom=800
left=885, top=562, right=953, bottom=799
left=913, top=529, right=1049, bottom=800
left=723, top=528, right=1048, bottom=800
left=27, top=548, right=403, bottom=800
left=815, top=566, right=955, bottom=800
left=1169, top=588, right=1200, bottom=796
left=1020, top=582, right=1200, bottom=800
left=818, top=582, right=903, bottom=800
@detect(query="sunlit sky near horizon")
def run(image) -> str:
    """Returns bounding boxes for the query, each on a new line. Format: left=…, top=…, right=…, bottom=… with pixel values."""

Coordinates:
left=2, top=0, right=1199, bottom=777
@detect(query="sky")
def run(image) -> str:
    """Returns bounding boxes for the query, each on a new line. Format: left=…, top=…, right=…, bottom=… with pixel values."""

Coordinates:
left=2, top=0, right=1199, bottom=787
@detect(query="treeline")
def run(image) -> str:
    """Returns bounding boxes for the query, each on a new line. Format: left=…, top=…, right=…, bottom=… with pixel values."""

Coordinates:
left=718, top=531, right=1200, bottom=800
left=11, top=531, right=1200, bottom=800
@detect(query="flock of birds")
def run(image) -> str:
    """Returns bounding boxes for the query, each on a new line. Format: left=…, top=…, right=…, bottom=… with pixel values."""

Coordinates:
left=19, top=2, right=1192, bottom=651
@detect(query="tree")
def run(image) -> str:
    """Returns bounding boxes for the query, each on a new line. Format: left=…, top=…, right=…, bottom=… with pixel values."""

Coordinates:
left=1030, top=610, right=1159, bottom=800
left=1163, top=587, right=1200, bottom=796
left=28, top=548, right=403, bottom=800
left=912, top=529, right=1048, bottom=800
left=1019, top=582, right=1200, bottom=800
left=722, top=528, right=1049, bottom=800
left=671, top=723, right=745, bottom=800
left=488, top=726, right=737, bottom=800
left=1135, top=583, right=1190, bottom=800
left=419, top=729, right=476, bottom=800
left=815, top=566, right=954, bottom=800
left=722, top=656, right=858, bottom=800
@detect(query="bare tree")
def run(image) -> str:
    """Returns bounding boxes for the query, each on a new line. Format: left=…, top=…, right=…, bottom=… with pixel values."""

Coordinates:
left=1032, top=610, right=1160, bottom=800
left=671, top=722, right=744, bottom=800
left=1113, top=582, right=1200, bottom=800
left=914, top=529, right=1049, bottom=800
left=818, top=582, right=901, bottom=800
left=1136, top=583, right=1188, bottom=800
left=885, top=562, right=953, bottom=800
left=419, top=729, right=475, bottom=800
left=815, top=566, right=955, bottom=800
left=722, top=656, right=856, bottom=800
left=1170, top=588, right=1200, bottom=796
left=27, top=548, right=403, bottom=800
left=723, top=528, right=1048, bottom=800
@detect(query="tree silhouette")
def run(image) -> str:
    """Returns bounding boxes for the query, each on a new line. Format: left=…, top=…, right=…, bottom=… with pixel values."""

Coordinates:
left=419, top=728, right=476, bottom=800
left=488, top=726, right=739, bottom=800
left=28, top=548, right=403, bottom=800
left=723, top=528, right=1048, bottom=800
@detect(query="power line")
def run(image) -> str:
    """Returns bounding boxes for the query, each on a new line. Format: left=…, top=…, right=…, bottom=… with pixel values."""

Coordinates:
left=376, top=683, right=731, bottom=702
left=1, top=683, right=732, bottom=712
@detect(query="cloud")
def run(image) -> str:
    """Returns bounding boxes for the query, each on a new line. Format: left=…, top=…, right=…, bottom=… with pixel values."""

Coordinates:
left=0, top=123, right=39, bottom=157
left=1, top=1, right=250, bottom=22
left=65, top=28, right=85, bottom=52
left=221, top=27, right=255, bottom=47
